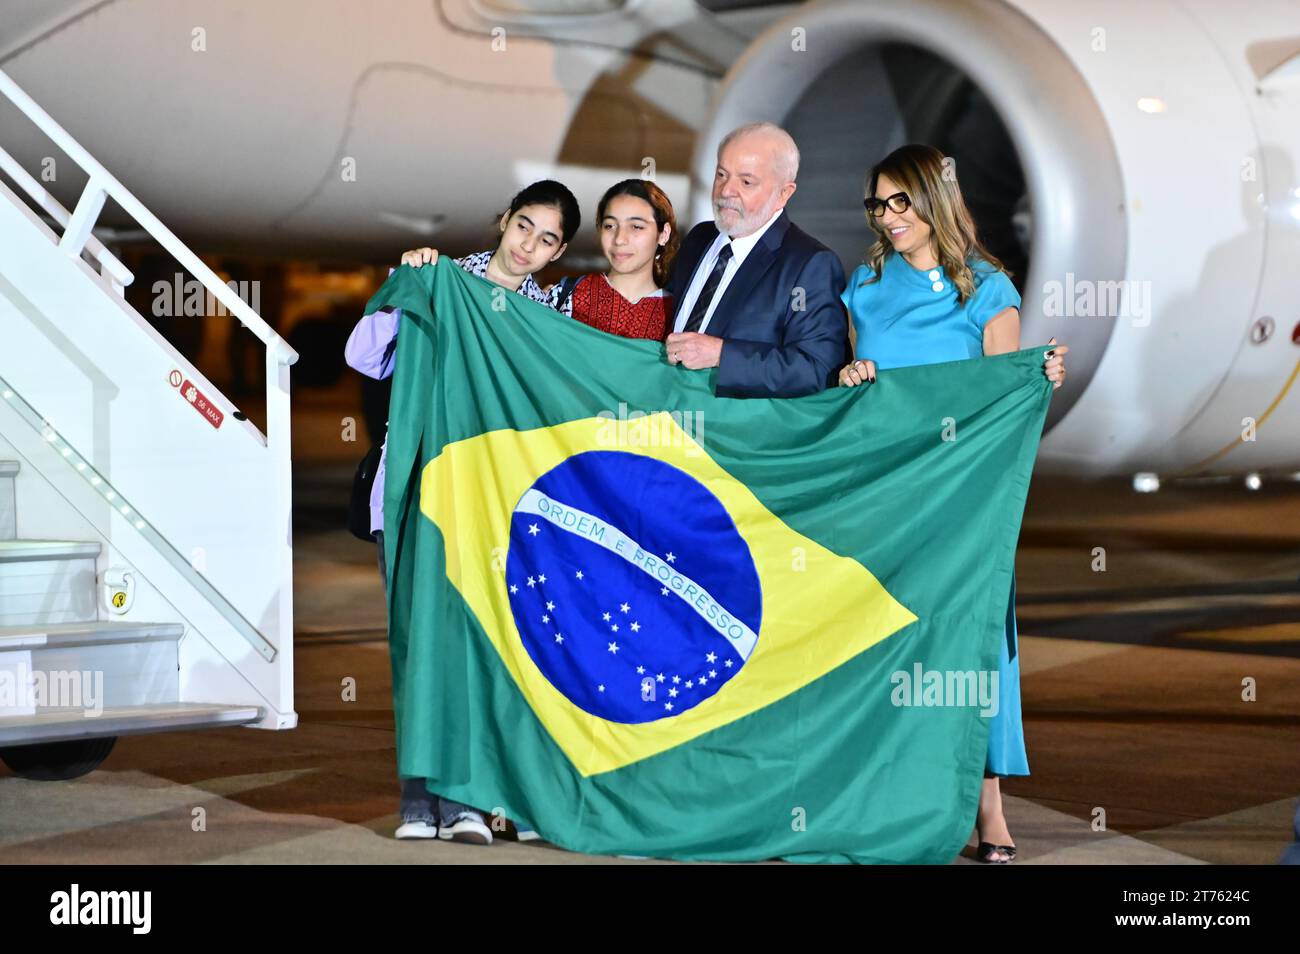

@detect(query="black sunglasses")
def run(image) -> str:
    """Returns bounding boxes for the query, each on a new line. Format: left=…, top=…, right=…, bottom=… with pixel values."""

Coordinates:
left=864, top=192, right=912, bottom=217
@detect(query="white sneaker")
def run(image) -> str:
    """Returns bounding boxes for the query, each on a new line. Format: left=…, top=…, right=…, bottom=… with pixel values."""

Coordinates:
left=515, top=826, right=541, bottom=842
left=438, top=809, right=493, bottom=845
left=395, top=820, right=439, bottom=840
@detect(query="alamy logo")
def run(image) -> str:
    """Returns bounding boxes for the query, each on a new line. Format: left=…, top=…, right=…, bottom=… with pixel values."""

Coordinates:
left=890, top=663, right=999, bottom=717
left=595, top=403, right=705, bottom=456
left=50, top=884, right=151, bottom=934
left=152, top=272, right=260, bottom=318
left=1041, top=272, right=1151, bottom=327
left=0, top=665, right=103, bottom=717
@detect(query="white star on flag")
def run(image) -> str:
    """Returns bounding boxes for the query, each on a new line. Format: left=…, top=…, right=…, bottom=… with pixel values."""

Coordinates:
left=541, top=614, right=549, bottom=624
left=575, top=570, right=584, bottom=580
left=611, top=623, right=619, bottom=632
left=555, top=633, right=564, bottom=644
left=656, top=673, right=664, bottom=683
left=666, top=552, right=676, bottom=563
left=630, top=621, right=640, bottom=632
left=673, top=675, right=681, bottom=684
left=620, top=602, right=630, bottom=614
left=686, top=679, right=694, bottom=688
left=528, top=524, right=540, bottom=536
left=538, top=574, right=547, bottom=583
left=668, top=687, right=678, bottom=698
left=509, top=584, right=518, bottom=594
left=660, top=587, right=669, bottom=596
left=598, top=684, right=605, bottom=692
left=527, top=577, right=536, bottom=588
left=636, top=665, right=645, bottom=675
left=709, top=669, right=717, bottom=678
left=601, top=612, right=611, bottom=622
left=706, top=652, right=717, bottom=663
left=546, top=601, right=555, bottom=611
left=665, top=702, right=673, bottom=711
left=608, top=642, right=619, bottom=654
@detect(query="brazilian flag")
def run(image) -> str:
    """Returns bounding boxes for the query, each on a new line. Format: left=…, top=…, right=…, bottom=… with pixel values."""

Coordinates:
left=373, top=259, right=1051, bottom=863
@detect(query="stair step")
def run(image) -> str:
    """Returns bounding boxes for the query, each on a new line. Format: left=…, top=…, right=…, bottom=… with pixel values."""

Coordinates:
left=0, top=539, right=100, bottom=562
left=0, top=702, right=262, bottom=746
left=0, top=462, right=16, bottom=541
left=0, top=539, right=100, bottom=625
left=0, top=621, right=183, bottom=651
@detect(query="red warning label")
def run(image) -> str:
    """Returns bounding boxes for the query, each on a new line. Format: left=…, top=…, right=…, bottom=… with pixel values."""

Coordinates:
left=179, top=379, right=223, bottom=429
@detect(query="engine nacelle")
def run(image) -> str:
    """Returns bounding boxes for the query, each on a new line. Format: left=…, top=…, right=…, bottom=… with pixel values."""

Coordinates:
left=694, top=0, right=1300, bottom=478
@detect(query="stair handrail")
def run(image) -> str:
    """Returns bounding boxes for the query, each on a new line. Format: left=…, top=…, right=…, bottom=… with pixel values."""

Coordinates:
left=0, top=67, right=294, bottom=668
left=0, top=67, right=298, bottom=367
left=0, top=143, right=134, bottom=295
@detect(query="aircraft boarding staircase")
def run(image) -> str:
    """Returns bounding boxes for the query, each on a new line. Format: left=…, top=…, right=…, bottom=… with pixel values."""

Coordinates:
left=0, top=68, right=297, bottom=779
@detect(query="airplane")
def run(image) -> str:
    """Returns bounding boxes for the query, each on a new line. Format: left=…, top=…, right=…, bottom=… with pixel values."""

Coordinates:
left=2, top=0, right=1297, bottom=485
left=1, top=0, right=1298, bottom=778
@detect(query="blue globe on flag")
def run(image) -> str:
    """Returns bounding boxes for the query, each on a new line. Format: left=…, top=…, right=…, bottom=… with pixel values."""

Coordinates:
left=505, top=450, right=762, bottom=723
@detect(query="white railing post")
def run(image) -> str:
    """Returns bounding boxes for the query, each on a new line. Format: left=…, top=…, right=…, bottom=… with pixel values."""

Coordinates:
left=58, top=177, right=107, bottom=258
left=0, top=145, right=134, bottom=293
left=266, top=348, right=295, bottom=716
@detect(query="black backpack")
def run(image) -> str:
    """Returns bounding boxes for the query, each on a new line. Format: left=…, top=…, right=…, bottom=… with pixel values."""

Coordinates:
left=347, top=442, right=384, bottom=541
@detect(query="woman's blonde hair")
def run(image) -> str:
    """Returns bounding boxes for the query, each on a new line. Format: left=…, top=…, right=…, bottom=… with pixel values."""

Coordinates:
left=861, top=144, right=1007, bottom=303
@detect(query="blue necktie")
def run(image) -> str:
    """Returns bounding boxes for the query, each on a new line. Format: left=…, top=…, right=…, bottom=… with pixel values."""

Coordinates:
left=683, top=243, right=734, bottom=334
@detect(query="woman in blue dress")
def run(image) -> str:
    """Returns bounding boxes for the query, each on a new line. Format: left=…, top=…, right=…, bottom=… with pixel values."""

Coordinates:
left=839, top=144, right=1067, bottom=863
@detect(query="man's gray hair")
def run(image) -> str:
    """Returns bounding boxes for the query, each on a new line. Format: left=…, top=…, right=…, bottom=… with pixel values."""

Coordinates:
left=717, top=122, right=800, bottom=184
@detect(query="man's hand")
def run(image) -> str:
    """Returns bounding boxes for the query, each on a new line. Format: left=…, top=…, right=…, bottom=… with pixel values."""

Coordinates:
left=666, top=332, right=724, bottom=370
left=401, top=247, right=440, bottom=268
left=839, top=359, right=876, bottom=387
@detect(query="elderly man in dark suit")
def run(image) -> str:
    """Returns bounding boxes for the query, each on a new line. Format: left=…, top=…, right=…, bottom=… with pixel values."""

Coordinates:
left=665, top=122, right=851, bottom=398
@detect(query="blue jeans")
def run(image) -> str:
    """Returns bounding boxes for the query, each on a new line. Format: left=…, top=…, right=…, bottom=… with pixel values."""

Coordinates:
left=1282, top=800, right=1300, bottom=865
left=377, top=531, right=474, bottom=824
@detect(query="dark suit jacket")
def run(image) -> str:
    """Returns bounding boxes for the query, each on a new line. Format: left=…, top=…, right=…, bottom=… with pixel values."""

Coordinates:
left=666, top=210, right=850, bottom=398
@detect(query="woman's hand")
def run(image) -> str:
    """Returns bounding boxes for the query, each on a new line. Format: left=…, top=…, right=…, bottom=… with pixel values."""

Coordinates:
left=839, top=358, right=877, bottom=387
left=400, top=247, right=440, bottom=268
left=1044, top=337, right=1068, bottom=390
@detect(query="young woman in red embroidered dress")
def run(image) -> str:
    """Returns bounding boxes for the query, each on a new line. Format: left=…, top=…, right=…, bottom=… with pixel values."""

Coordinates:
left=558, top=179, right=680, bottom=340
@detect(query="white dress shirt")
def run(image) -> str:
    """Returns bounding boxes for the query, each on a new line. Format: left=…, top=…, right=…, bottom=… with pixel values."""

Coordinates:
left=673, top=206, right=785, bottom=334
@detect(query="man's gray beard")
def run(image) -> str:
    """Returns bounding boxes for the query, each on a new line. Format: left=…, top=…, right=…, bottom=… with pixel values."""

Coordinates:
left=714, top=201, right=772, bottom=239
